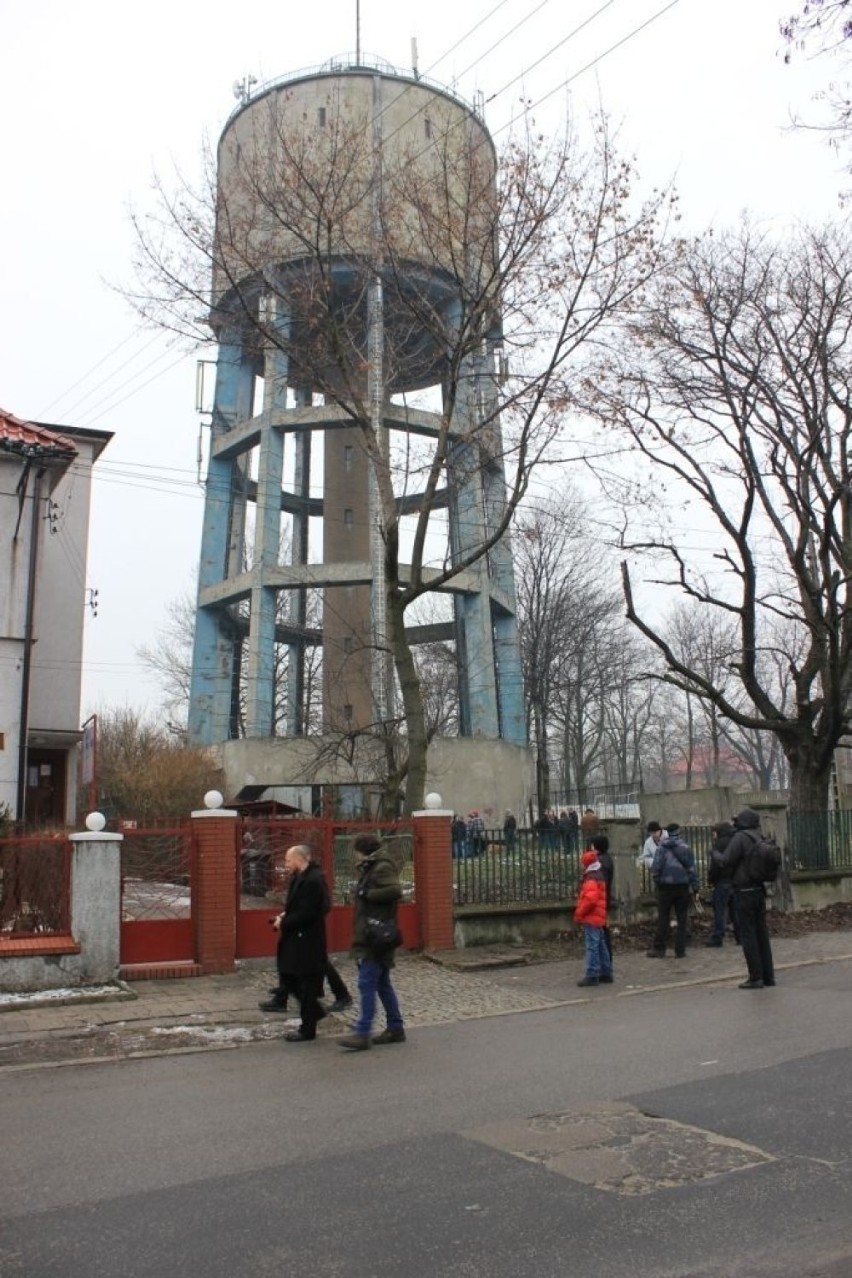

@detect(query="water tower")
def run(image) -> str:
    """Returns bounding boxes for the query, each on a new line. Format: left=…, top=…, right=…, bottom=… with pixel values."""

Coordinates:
left=187, top=56, right=529, bottom=814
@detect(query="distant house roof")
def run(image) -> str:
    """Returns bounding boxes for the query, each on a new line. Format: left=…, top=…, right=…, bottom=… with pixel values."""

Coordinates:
left=0, top=407, right=78, bottom=460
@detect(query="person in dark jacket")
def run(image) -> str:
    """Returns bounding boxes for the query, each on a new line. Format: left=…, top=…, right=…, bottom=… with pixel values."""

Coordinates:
left=580, top=808, right=600, bottom=847
left=272, top=845, right=330, bottom=1042
left=452, top=814, right=468, bottom=859
left=339, top=833, right=406, bottom=1051
left=503, top=811, right=517, bottom=853
left=719, top=807, right=776, bottom=989
left=705, top=821, right=737, bottom=947
left=591, top=834, right=615, bottom=957
left=647, top=823, right=699, bottom=959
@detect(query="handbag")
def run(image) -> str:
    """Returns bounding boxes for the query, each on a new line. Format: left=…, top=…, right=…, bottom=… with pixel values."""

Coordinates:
left=365, top=916, right=402, bottom=951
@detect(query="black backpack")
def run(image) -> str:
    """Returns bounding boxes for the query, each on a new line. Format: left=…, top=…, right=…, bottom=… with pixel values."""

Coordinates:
left=745, top=831, right=782, bottom=884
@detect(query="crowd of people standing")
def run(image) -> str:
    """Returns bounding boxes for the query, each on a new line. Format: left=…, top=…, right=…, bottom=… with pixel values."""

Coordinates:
left=638, top=809, right=776, bottom=990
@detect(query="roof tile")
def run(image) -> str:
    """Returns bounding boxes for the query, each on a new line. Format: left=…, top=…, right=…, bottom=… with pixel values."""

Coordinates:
left=0, top=407, right=78, bottom=458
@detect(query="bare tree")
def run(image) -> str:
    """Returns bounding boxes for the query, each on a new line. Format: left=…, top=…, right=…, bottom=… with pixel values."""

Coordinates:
left=599, top=632, right=663, bottom=792
left=138, top=577, right=324, bottom=735
left=137, top=592, right=195, bottom=726
left=95, top=708, right=223, bottom=824
left=127, top=93, right=671, bottom=811
left=591, top=220, right=852, bottom=813
left=782, top=1, right=852, bottom=163
left=514, top=492, right=639, bottom=806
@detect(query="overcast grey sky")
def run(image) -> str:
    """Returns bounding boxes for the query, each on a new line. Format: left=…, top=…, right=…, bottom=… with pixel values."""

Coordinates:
left=0, top=0, right=840, bottom=720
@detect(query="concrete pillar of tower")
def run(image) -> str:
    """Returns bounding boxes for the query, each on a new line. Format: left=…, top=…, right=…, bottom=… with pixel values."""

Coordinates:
left=189, top=337, right=256, bottom=744
left=286, top=385, right=312, bottom=735
left=448, top=343, right=499, bottom=739
left=323, top=423, right=373, bottom=732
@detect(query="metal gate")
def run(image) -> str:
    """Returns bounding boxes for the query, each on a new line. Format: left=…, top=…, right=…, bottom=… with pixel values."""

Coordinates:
left=120, top=826, right=195, bottom=965
left=237, top=817, right=419, bottom=959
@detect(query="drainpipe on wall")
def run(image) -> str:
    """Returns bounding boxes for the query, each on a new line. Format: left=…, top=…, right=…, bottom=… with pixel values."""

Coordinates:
left=16, top=465, right=44, bottom=824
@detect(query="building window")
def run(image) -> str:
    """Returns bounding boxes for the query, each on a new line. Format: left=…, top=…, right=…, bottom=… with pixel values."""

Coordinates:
left=343, top=444, right=354, bottom=472
left=344, top=508, right=354, bottom=530
left=343, top=704, right=353, bottom=723
left=318, top=107, right=327, bottom=127
left=424, top=118, right=432, bottom=139
left=343, top=635, right=353, bottom=654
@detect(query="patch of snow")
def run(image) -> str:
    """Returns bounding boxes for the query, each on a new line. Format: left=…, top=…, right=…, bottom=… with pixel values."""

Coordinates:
left=150, top=1025, right=256, bottom=1043
left=0, top=984, right=123, bottom=1007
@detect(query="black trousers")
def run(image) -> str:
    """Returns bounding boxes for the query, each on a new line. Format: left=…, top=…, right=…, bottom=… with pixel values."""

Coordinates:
left=293, top=972, right=325, bottom=1038
left=653, top=884, right=691, bottom=956
left=273, top=957, right=349, bottom=1005
left=733, top=888, right=775, bottom=983
left=325, top=958, right=350, bottom=1000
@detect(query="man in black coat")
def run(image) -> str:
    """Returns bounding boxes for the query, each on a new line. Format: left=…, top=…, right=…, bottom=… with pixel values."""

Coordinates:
left=274, top=844, right=330, bottom=1042
left=719, top=807, right=776, bottom=990
left=705, top=821, right=737, bottom=947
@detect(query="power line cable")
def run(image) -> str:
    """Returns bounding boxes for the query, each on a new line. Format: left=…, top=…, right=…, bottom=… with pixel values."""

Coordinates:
left=34, top=328, right=144, bottom=418
left=501, top=0, right=685, bottom=122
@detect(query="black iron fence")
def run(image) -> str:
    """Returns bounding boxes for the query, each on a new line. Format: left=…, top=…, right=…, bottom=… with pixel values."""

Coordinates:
left=788, top=811, right=852, bottom=872
left=453, top=827, right=581, bottom=906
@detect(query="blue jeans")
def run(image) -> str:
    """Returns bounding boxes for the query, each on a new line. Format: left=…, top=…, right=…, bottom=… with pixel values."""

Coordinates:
left=583, top=925, right=612, bottom=978
left=354, top=958, right=404, bottom=1035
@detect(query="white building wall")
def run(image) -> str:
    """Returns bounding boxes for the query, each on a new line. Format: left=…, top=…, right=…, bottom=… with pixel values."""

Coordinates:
left=0, top=455, right=35, bottom=815
left=29, top=436, right=96, bottom=733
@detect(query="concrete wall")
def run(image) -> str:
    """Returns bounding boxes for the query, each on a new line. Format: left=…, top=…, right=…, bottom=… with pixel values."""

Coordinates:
left=789, top=872, right=852, bottom=911
left=217, top=735, right=535, bottom=820
left=640, top=787, right=741, bottom=828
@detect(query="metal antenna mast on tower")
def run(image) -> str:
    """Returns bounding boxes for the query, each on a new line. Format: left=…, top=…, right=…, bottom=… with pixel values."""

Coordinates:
left=356, top=0, right=361, bottom=64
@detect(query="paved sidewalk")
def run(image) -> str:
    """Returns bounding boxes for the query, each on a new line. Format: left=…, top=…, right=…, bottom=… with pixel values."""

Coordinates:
left=1, top=932, right=851, bottom=1070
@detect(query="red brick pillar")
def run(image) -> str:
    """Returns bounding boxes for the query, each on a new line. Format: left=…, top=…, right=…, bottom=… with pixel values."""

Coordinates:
left=191, top=794, right=239, bottom=974
left=413, top=801, right=454, bottom=952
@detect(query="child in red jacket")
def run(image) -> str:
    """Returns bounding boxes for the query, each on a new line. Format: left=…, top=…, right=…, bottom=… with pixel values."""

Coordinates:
left=574, top=849, right=613, bottom=987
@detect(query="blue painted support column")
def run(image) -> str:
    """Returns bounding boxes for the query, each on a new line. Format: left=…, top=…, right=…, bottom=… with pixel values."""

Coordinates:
left=188, top=337, right=254, bottom=744
left=245, top=310, right=288, bottom=736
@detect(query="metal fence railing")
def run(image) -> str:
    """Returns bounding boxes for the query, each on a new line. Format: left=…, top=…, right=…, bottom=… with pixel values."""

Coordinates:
left=0, top=836, right=72, bottom=936
left=120, top=828, right=193, bottom=921
left=239, top=818, right=415, bottom=908
left=453, top=828, right=581, bottom=906
left=788, top=811, right=852, bottom=872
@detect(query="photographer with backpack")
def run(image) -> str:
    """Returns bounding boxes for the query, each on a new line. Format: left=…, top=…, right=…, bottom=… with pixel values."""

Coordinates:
left=720, top=807, right=777, bottom=990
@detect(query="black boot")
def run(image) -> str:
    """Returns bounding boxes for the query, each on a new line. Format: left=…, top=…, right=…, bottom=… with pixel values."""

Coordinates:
left=258, top=997, right=289, bottom=1013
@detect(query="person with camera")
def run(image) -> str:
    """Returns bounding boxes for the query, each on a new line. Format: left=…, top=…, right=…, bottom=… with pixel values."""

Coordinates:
left=646, top=822, right=699, bottom=959
left=718, top=807, right=776, bottom=990
left=339, top=833, right=406, bottom=1052
left=267, top=844, right=330, bottom=1043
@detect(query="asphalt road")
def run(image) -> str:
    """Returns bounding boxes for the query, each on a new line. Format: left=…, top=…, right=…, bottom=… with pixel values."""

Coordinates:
left=2, top=959, right=851, bottom=1278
